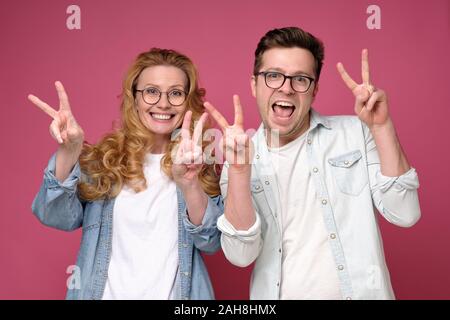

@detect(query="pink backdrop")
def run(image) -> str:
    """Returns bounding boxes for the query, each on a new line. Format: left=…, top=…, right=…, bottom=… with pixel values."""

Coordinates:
left=1, top=0, right=449, bottom=299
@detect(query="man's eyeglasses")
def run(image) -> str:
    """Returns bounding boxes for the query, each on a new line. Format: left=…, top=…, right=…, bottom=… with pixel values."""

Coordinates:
left=135, top=87, right=187, bottom=106
left=257, top=71, right=315, bottom=93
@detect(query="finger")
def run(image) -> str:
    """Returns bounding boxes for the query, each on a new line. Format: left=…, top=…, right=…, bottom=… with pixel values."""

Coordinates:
left=203, top=101, right=230, bottom=130
left=361, top=49, right=370, bottom=86
left=181, top=110, right=192, bottom=141
left=233, top=95, right=244, bottom=127
left=365, top=90, right=381, bottom=112
left=28, top=94, right=58, bottom=119
left=55, top=81, right=72, bottom=112
left=192, top=112, right=208, bottom=147
left=50, top=119, right=63, bottom=144
left=336, top=63, right=358, bottom=90
left=354, top=89, right=368, bottom=115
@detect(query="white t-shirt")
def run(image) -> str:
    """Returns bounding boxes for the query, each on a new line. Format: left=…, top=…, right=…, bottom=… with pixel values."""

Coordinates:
left=102, top=153, right=179, bottom=300
left=269, top=131, right=342, bottom=300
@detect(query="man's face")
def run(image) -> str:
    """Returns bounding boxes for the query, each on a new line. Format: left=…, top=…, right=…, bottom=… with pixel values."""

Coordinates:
left=251, top=47, right=319, bottom=145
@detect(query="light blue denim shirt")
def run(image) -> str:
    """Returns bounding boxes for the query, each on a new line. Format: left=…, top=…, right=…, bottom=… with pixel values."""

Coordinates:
left=32, top=154, right=223, bottom=300
left=218, top=109, right=421, bottom=300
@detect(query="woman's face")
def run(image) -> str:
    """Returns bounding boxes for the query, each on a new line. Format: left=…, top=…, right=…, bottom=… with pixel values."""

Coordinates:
left=135, top=65, right=188, bottom=144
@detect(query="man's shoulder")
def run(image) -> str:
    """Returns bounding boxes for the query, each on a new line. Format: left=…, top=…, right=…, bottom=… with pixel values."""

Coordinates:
left=319, top=113, right=364, bottom=132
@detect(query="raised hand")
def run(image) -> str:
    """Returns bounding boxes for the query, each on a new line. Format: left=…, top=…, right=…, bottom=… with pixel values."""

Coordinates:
left=172, top=110, right=209, bottom=186
left=204, top=95, right=253, bottom=168
left=28, top=81, right=84, bottom=150
left=337, top=49, right=390, bottom=129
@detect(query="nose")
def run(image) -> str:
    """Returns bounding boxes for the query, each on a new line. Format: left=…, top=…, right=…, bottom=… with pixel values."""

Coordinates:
left=278, top=78, right=295, bottom=95
left=156, top=93, right=171, bottom=109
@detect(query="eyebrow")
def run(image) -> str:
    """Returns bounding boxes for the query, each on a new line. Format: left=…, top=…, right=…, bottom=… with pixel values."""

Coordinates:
left=264, top=67, right=314, bottom=78
left=142, top=83, right=186, bottom=90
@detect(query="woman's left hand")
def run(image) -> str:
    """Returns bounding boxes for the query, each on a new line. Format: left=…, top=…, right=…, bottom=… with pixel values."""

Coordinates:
left=172, top=110, right=208, bottom=188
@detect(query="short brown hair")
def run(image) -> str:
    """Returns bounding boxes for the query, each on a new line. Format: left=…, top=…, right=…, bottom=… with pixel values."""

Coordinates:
left=253, top=27, right=325, bottom=81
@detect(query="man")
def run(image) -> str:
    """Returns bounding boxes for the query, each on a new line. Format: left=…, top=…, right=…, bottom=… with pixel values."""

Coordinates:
left=204, top=27, right=421, bottom=300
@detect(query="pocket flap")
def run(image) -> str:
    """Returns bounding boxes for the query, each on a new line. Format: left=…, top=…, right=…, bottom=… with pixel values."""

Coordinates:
left=328, top=150, right=362, bottom=168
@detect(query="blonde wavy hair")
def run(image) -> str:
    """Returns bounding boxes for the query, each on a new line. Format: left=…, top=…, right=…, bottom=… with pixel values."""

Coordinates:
left=78, top=48, right=220, bottom=201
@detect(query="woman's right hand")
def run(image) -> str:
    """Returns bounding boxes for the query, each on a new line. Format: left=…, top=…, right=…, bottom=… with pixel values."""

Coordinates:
left=28, top=81, right=84, bottom=152
left=28, top=81, right=85, bottom=182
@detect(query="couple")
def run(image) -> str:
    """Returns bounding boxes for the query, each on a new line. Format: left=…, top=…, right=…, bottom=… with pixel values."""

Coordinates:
left=29, top=27, right=421, bottom=300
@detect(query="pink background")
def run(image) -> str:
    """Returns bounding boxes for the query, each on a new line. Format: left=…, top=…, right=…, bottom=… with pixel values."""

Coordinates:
left=1, top=0, right=449, bottom=299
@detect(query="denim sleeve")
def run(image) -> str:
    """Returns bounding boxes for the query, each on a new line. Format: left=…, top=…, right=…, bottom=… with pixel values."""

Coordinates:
left=182, top=194, right=223, bottom=254
left=363, top=123, right=421, bottom=227
left=31, top=153, right=85, bottom=231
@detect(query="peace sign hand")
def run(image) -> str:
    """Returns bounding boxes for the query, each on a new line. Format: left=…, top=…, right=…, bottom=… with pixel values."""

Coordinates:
left=172, top=111, right=209, bottom=186
left=337, top=49, right=390, bottom=129
left=204, top=95, right=253, bottom=169
left=28, top=81, right=85, bottom=150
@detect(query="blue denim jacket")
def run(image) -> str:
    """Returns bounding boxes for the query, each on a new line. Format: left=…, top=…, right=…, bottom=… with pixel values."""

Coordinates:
left=32, top=154, right=223, bottom=300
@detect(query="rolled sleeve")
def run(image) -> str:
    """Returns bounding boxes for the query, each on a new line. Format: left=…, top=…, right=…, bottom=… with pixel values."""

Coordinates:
left=373, top=167, right=421, bottom=228
left=31, top=153, right=84, bottom=231
left=217, top=213, right=262, bottom=267
left=182, top=195, right=223, bottom=254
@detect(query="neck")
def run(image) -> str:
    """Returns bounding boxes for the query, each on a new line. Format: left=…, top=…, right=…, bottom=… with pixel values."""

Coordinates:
left=149, top=134, right=170, bottom=154
left=266, top=112, right=310, bottom=148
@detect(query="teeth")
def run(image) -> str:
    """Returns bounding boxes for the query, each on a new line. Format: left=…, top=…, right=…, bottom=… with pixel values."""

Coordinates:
left=274, top=101, right=294, bottom=107
left=151, top=113, right=172, bottom=120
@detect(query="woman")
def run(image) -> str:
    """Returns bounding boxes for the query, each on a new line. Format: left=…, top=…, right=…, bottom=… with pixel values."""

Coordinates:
left=28, top=48, right=223, bottom=300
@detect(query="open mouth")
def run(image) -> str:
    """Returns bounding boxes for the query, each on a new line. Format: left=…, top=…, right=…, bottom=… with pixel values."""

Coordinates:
left=271, top=101, right=295, bottom=118
left=149, top=112, right=176, bottom=120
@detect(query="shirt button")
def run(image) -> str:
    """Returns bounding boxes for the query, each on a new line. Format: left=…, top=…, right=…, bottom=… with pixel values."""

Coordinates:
left=183, top=243, right=188, bottom=248
left=322, top=199, right=327, bottom=205
left=344, top=160, right=350, bottom=165
left=255, top=185, right=260, bottom=190
left=265, top=181, right=270, bottom=185
left=313, top=167, right=319, bottom=173
left=346, top=297, right=352, bottom=300
left=184, top=272, right=190, bottom=276
left=307, top=139, right=312, bottom=145
left=256, top=154, right=260, bottom=159
left=278, top=248, right=281, bottom=253
left=330, top=233, right=336, bottom=239
left=338, top=265, right=344, bottom=271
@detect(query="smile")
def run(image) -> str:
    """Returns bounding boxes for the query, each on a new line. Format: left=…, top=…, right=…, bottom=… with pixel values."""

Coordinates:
left=271, top=100, right=296, bottom=118
left=149, top=112, right=175, bottom=120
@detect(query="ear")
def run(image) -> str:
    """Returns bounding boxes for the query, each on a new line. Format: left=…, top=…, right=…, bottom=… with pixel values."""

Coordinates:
left=250, top=75, right=257, bottom=98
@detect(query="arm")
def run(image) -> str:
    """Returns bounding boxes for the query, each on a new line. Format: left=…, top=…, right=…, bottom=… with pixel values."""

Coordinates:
left=337, top=50, right=421, bottom=227
left=217, top=163, right=262, bottom=267
left=364, top=123, right=421, bottom=227
left=172, top=111, right=222, bottom=253
left=204, top=95, right=262, bottom=267
left=29, top=81, right=86, bottom=231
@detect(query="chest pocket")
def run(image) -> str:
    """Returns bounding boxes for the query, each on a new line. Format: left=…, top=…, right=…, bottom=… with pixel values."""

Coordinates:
left=328, top=149, right=368, bottom=196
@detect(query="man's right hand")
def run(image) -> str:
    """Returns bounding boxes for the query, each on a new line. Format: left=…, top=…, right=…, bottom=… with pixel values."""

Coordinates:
left=204, top=95, right=253, bottom=171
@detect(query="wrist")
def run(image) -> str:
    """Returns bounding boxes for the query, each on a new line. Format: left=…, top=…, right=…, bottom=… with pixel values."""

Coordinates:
left=369, top=118, right=394, bottom=136
left=177, top=177, right=202, bottom=192
left=228, top=164, right=252, bottom=176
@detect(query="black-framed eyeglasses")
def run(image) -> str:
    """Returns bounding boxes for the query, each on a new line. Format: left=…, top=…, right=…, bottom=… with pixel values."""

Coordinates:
left=135, top=86, right=187, bottom=106
left=257, top=71, right=315, bottom=93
